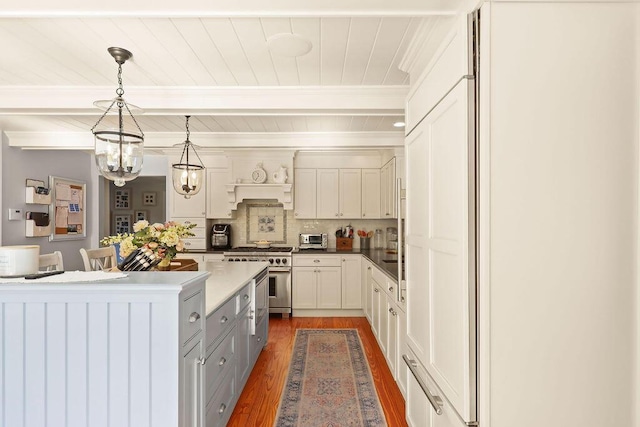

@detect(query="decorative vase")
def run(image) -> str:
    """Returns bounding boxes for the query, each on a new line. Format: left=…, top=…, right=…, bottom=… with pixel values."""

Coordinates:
left=156, top=257, right=171, bottom=271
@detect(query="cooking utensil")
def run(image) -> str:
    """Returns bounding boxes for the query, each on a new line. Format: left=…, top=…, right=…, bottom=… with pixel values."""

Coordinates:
left=255, top=240, right=271, bottom=249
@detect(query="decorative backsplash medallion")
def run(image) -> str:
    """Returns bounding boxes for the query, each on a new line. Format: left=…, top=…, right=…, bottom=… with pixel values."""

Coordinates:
left=246, top=203, right=287, bottom=243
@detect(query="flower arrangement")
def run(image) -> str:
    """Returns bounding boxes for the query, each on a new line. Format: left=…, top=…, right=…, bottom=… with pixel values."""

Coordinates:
left=100, top=220, right=196, bottom=267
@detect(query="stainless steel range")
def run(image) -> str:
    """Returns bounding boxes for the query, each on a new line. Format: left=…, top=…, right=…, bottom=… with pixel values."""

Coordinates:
left=224, top=247, right=292, bottom=317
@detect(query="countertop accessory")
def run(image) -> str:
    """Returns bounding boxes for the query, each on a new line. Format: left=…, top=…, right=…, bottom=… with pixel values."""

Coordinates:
left=252, top=163, right=267, bottom=183
left=272, top=166, right=288, bottom=183
left=255, top=240, right=271, bottom=249
left=91, top=47, right=144, bottom=188
left=0, top=245, right=39, bottom=276
left=171, top=116, right=204, bottom=199
left=336, top=237, right=353, bottom=251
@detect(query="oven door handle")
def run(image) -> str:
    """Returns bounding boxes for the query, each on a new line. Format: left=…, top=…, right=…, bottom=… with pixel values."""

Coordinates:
left=269, top=268, right=291, bottom=272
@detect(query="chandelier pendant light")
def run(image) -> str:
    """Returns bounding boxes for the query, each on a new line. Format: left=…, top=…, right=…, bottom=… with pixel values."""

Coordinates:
left=91, top=47, right=144, bottom=187
left=172, top=116, right=205, bottom=199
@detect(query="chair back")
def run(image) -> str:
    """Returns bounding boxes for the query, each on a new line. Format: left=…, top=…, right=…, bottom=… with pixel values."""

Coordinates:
left=79, top=247, right=117, bottom=271
left=39, top=251, right=64, bottom=271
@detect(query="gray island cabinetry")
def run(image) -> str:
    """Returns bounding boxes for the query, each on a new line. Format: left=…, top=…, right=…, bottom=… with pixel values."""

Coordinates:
left=204, top=262, right=269, bottom=427
left=0, top=263, right=269, bottom=427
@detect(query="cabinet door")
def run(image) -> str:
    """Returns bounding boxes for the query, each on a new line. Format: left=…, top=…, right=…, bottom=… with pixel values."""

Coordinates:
left=235, top=305, right=251, bottom=389
left=338, top=169, right=361, bottom=218
left=171, top=176, right=206, bottom=218
left=386, top=299, right=398, bottom=378
left=362, top=262, right=373, bottom=321
left=361, top=168, right=381, bottom=219
left=397, top=307, right=408, bottom=398
left=378, top=289, right=389, bottom=356
left=316, top=266, right=342, bottom=309
left=293, top=169, right=317, bottom=219
left=381, top=158, right=397, bottom=218
left=341, top=255, right=362, bottom=309
left=316, top=169, right=339, bottom=219
left=292, top=267, right=317, bottom=308
left=207, top=168, right=233, bottom=219
left=405, top=81, right=475, bottom=421
left=371, top=282, right=382, bottom=337
left=182, top=338, right=203, bottom=427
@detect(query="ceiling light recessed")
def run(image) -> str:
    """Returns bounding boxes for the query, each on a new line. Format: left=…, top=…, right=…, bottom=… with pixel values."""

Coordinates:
left=393, top=121, right=406, bottom=128
left=267, top=33, right=312, bottom=58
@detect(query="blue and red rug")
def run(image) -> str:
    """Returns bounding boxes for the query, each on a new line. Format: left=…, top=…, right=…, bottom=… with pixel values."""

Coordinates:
left=274, top=329, right=388, bottom=427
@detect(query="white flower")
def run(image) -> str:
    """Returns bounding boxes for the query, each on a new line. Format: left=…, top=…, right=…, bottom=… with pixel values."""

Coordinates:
left=133, top=220, right=149, bottom=232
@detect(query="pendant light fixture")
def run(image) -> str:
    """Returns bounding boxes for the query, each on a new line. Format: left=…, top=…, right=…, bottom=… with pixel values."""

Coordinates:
left=91, top=47, right=144, bottom=187
left=172, top=116, right=204, bottom=199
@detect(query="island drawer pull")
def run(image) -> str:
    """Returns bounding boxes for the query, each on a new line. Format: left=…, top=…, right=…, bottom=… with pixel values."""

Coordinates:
left=218, top=403, right=226, bottom=414
left=220, top=316, right=228, bottom=324
left=188, top=312, right=200, bottom=323
left=218, top=357, right=226, bottom=366
left=243, top=294, right=249, bottom=300
left=374, top=288, right=379, bottom=293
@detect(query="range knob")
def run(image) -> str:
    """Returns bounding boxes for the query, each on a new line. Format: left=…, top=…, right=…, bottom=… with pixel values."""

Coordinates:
left=228, top=258, right=234, bottom=262
left=235, top=258, right=241, bottom=262
left=241, top=258, right=247, bottom=262
left=282, top=258, right=288, bottom=265
left=275, top=259, right=281, bottom=264
left=269, top=258, right=274, bottom=264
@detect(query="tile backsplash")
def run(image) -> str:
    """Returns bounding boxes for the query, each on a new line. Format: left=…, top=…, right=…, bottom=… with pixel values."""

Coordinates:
left=210, top=199, right=396, bottom=249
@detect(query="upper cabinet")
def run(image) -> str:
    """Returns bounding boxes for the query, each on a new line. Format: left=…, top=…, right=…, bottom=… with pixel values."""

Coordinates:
left=293, top=169, right=317, bottom=219
left=339, top=169, right=362, bottom=219
left=170, top=179, right=206, bottom=218
left=316, top=169, right=340, bottom=218
left=381, top=158, right=396, bottom=218
left=361, top=169, right=381, bottom=219
left=207, top=168, right=234, bottom=219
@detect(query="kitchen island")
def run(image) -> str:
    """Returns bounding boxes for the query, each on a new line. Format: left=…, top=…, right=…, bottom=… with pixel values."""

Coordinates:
left=0, top=263, right=269, bottom=427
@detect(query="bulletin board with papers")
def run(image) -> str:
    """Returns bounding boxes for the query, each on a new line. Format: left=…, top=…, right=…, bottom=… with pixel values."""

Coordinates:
left=49, top=176, right=86, bottom=241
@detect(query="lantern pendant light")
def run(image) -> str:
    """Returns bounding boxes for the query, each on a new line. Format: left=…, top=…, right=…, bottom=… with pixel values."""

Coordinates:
left=91, top=47, right=144, bottom=187
left=172, top=116, right=204, bottom=199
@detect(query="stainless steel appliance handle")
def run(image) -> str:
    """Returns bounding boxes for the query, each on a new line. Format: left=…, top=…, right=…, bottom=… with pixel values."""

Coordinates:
left=402, top=355, right=443, bottom=415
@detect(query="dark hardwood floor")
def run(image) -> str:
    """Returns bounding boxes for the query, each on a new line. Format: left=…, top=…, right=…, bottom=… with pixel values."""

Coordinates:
left=227, top=315, right=407, bottom=426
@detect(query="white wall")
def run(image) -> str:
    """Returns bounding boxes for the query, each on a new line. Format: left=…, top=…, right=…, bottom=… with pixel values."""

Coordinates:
left=485, top=3, right=638, bottom=426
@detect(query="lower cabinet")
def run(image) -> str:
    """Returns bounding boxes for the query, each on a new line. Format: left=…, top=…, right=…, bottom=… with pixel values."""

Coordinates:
left=341, top=255, right=362, bottom=308
left=204, top=267, right=268, bottom=427
left=292, top=265, right=342, bottom=309
left=182, top=337, right=205, bottom=427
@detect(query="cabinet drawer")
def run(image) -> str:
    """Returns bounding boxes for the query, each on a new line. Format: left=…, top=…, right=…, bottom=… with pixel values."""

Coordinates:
left=175, top=217, right=205, bottom=227
left=182, top=238, right=206, bottom=250
left=207, top=297, right=236, bottom=349
left=293, top=255, right=341, bottom=267
left=181, top=289, right=204, bottom=346
left=205, top=368, right=236, bottom=427
left=236, top=282, right=252, bottom=314
left=205, top=326, right=235, bottom=405
left=186, top=227, right=207, bottom=239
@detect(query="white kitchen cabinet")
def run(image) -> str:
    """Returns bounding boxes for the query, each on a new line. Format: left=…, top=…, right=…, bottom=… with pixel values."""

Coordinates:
left=341, top=255, right=362, bottom=309
left=386, top=300, right=399, bottom=381
left=362, top=260, right=373, bottom=321
left=338, top=169, right=361, bottom=218
left=293, top=255, right=342, bottom=309
left=396, top=305, right=408, bottom=398
left=207, top=168, right=234, bottom=219
left=293, top=168, right=317, bottom=219
left=171, top=176, right=207, bottom=219
left=316, top=169, right=339, bottom=218
left=406, top=80, right=474, bottom=421
left=361, top=168, right=381, bottom=218
left=235, top=304, right=251, bottom=388
left=316, top=266, right=342, bottom=308
left=380, top=158, right=396, bottom=218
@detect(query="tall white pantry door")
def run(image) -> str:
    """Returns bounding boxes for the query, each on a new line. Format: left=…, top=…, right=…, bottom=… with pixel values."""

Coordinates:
left=405, top=79, right=476, bottom=423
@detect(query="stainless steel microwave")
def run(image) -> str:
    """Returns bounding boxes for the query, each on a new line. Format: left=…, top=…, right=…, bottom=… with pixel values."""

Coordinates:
left=299, top=233, right=328, bottom=249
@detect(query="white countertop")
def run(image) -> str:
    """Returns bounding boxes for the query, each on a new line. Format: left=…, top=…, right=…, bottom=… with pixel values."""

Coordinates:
left=204, top=261, right=269, bottom=316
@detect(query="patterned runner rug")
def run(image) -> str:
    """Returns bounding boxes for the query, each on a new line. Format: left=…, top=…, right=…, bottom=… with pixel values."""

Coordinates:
left=274, top=329, right=388, bottom=427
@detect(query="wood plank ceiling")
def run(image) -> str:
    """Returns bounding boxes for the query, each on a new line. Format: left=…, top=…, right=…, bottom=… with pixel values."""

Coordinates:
left=0, top=1, right=460, bottom=148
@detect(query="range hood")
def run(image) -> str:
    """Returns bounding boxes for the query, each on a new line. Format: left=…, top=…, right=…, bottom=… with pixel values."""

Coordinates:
left=225, top=183, right=293, bottom=210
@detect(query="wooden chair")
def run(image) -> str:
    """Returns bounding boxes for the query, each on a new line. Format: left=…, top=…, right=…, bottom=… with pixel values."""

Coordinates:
left=39, top=251, right=64, bottom=271
left=79, top=247, right=117, bottom=271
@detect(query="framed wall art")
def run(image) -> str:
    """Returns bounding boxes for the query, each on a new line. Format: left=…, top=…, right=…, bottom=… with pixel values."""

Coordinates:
left=114, top=214, right=132, bottom=234
left=143, top=191, right=156, bottom=206
left=114, top=188, right=130, bottom=209
left=49, top=176, right=87, bottom=241
left=134, top=210, right=148, bottom=222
